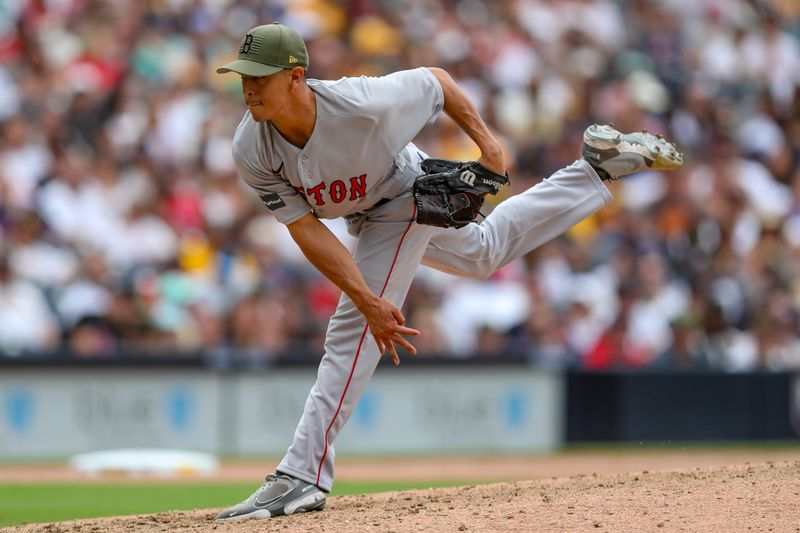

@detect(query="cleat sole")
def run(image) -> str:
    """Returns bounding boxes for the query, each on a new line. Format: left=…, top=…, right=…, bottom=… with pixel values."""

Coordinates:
left=584, top=125, right=683, bottom=170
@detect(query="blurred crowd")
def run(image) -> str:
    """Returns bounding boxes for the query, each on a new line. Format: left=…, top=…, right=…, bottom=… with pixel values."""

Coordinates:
left=1, top=0, right=799, bottom=371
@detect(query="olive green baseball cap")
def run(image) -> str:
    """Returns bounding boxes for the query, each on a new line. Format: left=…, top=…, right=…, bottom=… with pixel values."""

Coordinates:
left=217, top=23, right=309, bottom=77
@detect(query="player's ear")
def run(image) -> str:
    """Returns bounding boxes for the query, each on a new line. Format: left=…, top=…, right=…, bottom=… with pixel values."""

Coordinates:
left=288, top=67, right=306, bottom=83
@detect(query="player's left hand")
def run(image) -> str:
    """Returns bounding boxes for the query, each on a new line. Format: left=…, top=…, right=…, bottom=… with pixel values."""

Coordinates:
left=478, top=142, right=505, bottom=176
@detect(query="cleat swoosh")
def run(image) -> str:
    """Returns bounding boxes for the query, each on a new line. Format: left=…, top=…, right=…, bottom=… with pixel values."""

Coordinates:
left=254, top=490, right=292, bottom=507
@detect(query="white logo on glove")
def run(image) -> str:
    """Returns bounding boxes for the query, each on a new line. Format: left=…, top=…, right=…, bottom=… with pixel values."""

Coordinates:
left=459, top=170, right=476, bottom=186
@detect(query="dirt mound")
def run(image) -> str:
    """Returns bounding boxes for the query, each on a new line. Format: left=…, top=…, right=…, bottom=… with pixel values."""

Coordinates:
left=8, top=461, right=800, bottom=532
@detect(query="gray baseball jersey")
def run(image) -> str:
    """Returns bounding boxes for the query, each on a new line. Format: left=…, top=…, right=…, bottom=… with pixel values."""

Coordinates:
left=232, top=67, right=443, bottom=224
left=230, top=67, right=614, bottom=492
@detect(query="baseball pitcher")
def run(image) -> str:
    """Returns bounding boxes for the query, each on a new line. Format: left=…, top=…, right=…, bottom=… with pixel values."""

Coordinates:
left=214, top=23, right=682, bottom=521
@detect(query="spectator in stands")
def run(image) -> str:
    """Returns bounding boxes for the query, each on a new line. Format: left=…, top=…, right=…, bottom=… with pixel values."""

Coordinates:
left=0, top=254, right=59, bottom=355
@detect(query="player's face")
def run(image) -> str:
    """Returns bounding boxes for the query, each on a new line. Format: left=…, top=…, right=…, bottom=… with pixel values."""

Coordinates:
left=241, top=71, right=290, bottom=122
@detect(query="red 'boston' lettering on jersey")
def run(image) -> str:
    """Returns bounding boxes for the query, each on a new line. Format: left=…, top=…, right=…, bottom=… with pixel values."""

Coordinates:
left=349, top=174, right=367, bottom=200
left=329, top=180, right=346, bottom=203
left=298, top=174, right=369, bottom=208
left=306, top=183, right=326, bottom=205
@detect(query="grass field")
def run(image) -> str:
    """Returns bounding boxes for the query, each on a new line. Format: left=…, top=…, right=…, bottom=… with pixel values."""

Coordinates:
left=0, top=480, right=468, bottom=527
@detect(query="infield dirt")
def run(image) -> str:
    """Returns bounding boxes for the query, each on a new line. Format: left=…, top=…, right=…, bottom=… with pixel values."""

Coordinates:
left=6, top=460, right=800, bottom=532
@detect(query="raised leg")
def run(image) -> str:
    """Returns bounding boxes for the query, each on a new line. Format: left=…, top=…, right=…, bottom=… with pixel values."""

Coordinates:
left=421, top=159, right=612, bottom=279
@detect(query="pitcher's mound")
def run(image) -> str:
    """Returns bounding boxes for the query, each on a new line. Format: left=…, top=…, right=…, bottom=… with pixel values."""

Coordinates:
left=10, top=461, right=800, bottom=532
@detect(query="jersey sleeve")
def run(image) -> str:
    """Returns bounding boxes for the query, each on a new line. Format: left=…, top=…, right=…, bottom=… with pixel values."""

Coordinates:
left=357, top=67, right=444, bottom=156
left=232, top=125, right=312, bottom=226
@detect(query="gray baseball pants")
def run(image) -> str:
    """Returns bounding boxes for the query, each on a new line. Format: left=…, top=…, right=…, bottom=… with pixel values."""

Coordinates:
left=276, top=158, right=612, bottom=491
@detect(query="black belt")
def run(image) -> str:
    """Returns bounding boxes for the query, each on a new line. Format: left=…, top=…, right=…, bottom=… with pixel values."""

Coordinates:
left=346, top=198, right=392, bottom=220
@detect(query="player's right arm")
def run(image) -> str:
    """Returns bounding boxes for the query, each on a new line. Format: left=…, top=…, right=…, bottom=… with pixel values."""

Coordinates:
left=286, top=212, right=419, bottom=364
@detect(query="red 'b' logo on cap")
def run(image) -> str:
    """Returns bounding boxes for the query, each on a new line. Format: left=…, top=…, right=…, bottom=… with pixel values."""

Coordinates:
left=240, top=34, right=254, bottom=54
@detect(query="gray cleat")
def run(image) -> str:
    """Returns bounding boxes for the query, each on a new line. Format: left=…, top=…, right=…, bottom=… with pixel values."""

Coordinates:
left=215, top=473, right=326, bottom=521
left=582, top=124, right=683, bottom=180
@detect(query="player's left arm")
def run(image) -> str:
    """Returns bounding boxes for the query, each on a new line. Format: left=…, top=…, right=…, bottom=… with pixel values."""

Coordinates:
left=426, top=67, right=505, bottom=175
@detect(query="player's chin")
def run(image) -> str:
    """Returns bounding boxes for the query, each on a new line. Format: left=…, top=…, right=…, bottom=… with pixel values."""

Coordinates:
left=248, top=106, right=269, bottom=122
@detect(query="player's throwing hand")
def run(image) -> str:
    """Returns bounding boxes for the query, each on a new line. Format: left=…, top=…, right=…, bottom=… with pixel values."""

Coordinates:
left=358, top=295, right=420, bottom=365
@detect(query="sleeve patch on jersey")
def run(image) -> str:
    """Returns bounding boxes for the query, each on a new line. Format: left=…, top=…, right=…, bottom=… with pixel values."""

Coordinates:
left=260, top=192, right=286, bottom=210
